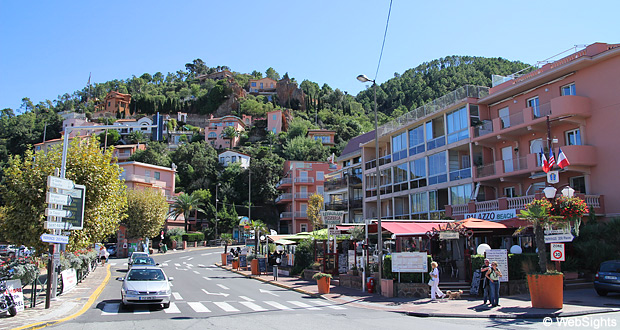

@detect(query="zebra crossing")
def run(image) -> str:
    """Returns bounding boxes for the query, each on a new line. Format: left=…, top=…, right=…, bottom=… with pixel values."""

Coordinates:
left=100, top=299, right=346, bottom=315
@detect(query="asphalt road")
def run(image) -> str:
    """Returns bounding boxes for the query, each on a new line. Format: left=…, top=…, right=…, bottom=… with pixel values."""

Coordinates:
left=47, top=248, right=620, bottom=330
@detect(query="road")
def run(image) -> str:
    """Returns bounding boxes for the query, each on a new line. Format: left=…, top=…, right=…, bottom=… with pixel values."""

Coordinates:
left=48, top=247, right=619, bottom=330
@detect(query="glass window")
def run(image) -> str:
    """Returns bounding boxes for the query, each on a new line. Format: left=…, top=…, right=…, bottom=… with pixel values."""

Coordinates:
left=154, top=172, right=160, bottom=180
left=393, top=163, right=408, bottom=184
left=504, top=187, right=516, bottom=197
left=561, top=83, right=576, bottom=96
left=565, top=129, right=582, bottom=146
left=499, top=107, right=510, bottom=128
left=208, top=132, right=217, bottom=138
left=570, top=176, right=586, bottom=194
left=272, top=114, right=277, bottom=120
left=428, top=152, right=447, bottom=185
left=408, top=125, right=425, bottom=156
left=145, top=170, right=150, bottom=178
left=527, top=97, right=540, bottom=117
left=409, top=158, right=427, bottom=189
left=251, top=82, right=256, bottom=87
left=410, top=192, right=428, bottom=215
left=316, top=171, right=324, bottom=181
left=272, top=128, right=277, bottom=134
left=450, top=183, right=472, bottom=205
left=446, top=106, right=469, bottom=144
left=232, top=156, right=237, bottom=162
left=391, top=131, right=407, bottom=161
left=426, top=117, right=445, bottom=150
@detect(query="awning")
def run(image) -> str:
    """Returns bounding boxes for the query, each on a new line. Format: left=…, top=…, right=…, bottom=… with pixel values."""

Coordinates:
left=274, top=239, right=296, bottom=245
left=456, top=218, right=509, bottom=229
left=380, top=222, right=443, bottom=236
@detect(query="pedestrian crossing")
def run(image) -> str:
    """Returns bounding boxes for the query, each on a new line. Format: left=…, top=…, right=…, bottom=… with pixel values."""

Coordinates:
left=100, top=299, right=346, bottom=315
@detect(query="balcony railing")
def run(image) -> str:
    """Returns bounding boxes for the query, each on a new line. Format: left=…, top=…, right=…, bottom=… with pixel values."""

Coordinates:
left=584, top=195, right=601, bottom=208
left=476, top=163, right=496, bottom=178
left=503, top=156, right=528, bottom=173
left=275, top=193, right=292, bottom=203
left=295, top=192, right=310, bottom=199
left=477, top=200, right=499, bottom=212
left=451, top=204, right=469, bottom=216
left=379, top=155, right=391, bottom=167
left=507, top=196, right=534, bottom=210
left=280, top=212, right=293, bottom=219
left=449, top=168, right=472, bottom=181
left=277, top=178, right=293, bottom=187
left=365, top=159, right=377, bottom=170
left=295, top=177, right=315, bottom=184
left=122, top=174, right=167, bottom=188
left=426, top=136, right=446, bottom=151
left=294, top=211, right=308, bottom=218
left=473, top=120, right=493, bottom=137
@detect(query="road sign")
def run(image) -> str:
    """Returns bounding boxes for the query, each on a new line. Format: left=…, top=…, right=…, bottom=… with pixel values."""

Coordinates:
left=40, top=234, right=69, bottom=244
left=44, top=221, right=73, bottom=230
left=47, top=176, right=75, bottom=190
left=328, top=228, right=341, bottom=236
left=321, top=211, right=345, bottom=225
left=45, top=208, right=73, bottom=218
left=551, top=243, right=565, bottom=261
left=544, top=233, right=574, bottom=243
left=547, top=170, right=559, bottom=184
left=58, top=185, right=86, bottom=230
left=46, top=192, right=72, bottom=206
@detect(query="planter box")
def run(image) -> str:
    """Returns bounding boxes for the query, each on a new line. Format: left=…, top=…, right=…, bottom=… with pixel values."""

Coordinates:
left=527, top=274, right=563, bottom=309
left=394, top=282, right=430, bottom=298
left=317, top=277, right=331, bottom=294
left=381, top=279, right=394, bottom=297
left=221, top=253, right=228, bottom=266
left=303, top=269, right=319, bottom=281
left=251, top=259, right=260, bottom=275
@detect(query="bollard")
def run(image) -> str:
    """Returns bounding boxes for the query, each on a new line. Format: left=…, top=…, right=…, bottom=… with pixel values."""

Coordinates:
left=273, top=265, right=278, bottom=281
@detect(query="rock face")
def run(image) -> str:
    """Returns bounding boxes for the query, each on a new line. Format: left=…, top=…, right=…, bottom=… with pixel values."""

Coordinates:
left=214, top=78, right=247, bottom=117
left=276, top=78, right=305, bottom=111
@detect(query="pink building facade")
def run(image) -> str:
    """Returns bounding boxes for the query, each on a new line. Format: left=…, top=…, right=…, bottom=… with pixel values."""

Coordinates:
left=117, top=161, right=176, bottom=201
left=276, top=160, right=339, bottom=234
left=204, top=115, right=247, bottom=149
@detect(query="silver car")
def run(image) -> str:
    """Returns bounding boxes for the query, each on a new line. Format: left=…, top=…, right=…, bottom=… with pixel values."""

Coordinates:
left=117, top=266, right=173, bottom=308
left=128, top=252, right=149, bottom=270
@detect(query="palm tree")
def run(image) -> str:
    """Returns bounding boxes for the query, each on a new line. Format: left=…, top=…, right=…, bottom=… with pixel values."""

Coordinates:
left=221, top=126, right=239, bottom=149
left=249, top=220, right=268, bottom=254
left=169, top=193, right=205, bottom=232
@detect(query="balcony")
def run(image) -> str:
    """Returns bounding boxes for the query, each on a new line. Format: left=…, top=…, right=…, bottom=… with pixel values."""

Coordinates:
left=275, top=193, right=292, bottom=203
left=280, top=211, right=308, bottom=219
left=475, top=154, right=539, bottom=181
left=325, top=201, right=347, bottom=211
left=280, top=212, right=293, bottom=219
left=295, top=192, right=311, bottom=199
left=295, top=177, right=315, bottom=184
left=559, top=144, right=597, bottom=167
left=449, top=168, right=472, bottom=181
left=276, top=178, right=293, bottom=188
left=122, top=174, right=167, bottom=188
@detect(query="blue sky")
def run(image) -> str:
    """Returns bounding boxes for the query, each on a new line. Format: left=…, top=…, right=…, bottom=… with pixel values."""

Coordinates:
left=1, top=0, right=618, bottom=111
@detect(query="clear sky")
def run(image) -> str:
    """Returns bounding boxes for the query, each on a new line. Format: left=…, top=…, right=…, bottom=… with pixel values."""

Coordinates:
left=1, top=0, right=618, bottom=111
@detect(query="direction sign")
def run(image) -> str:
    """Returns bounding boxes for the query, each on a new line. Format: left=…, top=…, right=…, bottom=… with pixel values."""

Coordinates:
left=47, top=176, right=75, bottom=190
left=544, top=233, right=574, bottom=243
left=328, top=228, right=341, bottom=236
left=46, top=192, right=72, bottom=206
left=40, top=234, right=69, bottom=244
left=45, top=208, right=73, bottom=218
left=550, top=243, right=565, bottom=261
left=58, top=185, right=86, bottom=230
left=44, top=221, right=73, bottom=230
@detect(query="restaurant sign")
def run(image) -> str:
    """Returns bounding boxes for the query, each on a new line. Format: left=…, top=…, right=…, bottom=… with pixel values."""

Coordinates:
left=464, top=209, right=517, bottom=222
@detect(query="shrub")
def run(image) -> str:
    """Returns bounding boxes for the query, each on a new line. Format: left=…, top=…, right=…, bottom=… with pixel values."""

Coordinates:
left=185, top=232, right=205, bottom=242
left=167, top=228, right=186, bottom=238
left=292, top=239, right=313, bottom=275
left=312, top=272, right=332, bottom=280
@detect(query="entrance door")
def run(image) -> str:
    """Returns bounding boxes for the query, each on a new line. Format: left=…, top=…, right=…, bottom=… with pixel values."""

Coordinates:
left=499, top=107, right=510, bottom=128
left=530, top=138, right=543, bottom=166
left=502, top=146, right=514, bottom=173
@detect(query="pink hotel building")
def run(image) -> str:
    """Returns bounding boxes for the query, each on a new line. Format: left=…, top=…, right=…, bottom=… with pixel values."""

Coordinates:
left=351, top=42, right=619, bottom=225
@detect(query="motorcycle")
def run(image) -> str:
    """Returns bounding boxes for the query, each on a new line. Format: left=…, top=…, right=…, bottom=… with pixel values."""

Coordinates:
left=0, top=270, right=18, bottom=317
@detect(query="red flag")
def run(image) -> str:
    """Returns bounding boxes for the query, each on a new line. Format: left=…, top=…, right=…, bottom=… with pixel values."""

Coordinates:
left=557, top=148, right=570, bottom=168
left=541, top=149, right=550, bottom=173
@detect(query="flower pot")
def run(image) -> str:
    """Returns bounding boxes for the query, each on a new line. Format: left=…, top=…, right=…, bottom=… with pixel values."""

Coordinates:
left=232, top=260, right=240, bottom=270
left=251, top=259, right=260, bottom=275
left=527, top=273, right=563, bottom=309
left=221, top=253, right=228, bottom=266
left=317, top=277, right=331, bottom=294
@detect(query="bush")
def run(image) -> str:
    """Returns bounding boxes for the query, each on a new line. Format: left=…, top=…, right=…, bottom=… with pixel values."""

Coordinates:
left=383, top=254, right=434, bottom=282
left=292, top=239, right=313, bottom=275
left=573, top=218, right=620, bottom=272
left=166, top=228, right=186, bottom=238
left=185, top=232, right=205, bottom=242
left=312, top=272, right=332, bottom=280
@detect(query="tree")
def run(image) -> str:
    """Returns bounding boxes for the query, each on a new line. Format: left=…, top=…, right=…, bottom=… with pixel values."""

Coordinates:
left=129, top=142, right=172, bottom=167
left=265, top=67, right=280, bottom=81
left=124, top=188, right=169, bottom=239
left=0, top=136, right=127, bottom=252
left=171, top=141, right=218, bottom=193
left=517, top=199, right=563, bottom=272
left=98, top=129, right=121, bottom=146
left=307, top=193, right=324, bottom=231
left=249, top=220, right=268, bottom=253
left=126, top=131, right=149, bottom=144
left=284, top=136, right=329, bottom=162
left=169, top=193, right=205, bottom=232
left=221, top=126, right=239, bottom=149
left=185, top=59, right=209, bottom=76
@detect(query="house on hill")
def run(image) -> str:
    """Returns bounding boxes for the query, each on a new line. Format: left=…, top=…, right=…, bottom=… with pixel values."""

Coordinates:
left=93, top=91, right=132, bottom=119
left=205, top=115, right=247, bottom=149
left=218, top=150, right=251, bottom=169
left=197, top=70, right=233, bottom=82
left=308, top=129, right=336, bottom=146
left=248, top=78, right=277, bottom=100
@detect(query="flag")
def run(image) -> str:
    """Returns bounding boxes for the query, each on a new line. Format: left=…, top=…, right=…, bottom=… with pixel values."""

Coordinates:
left=557, top=147, right=570, bottom=168
left=541, top=148, right=550, bottom=173
left=548, top=149, right=556, bottom=170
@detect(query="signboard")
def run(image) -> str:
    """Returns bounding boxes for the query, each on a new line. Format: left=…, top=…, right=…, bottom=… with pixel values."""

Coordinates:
left=60, top=268, right=77, bottom=294
left=485, top=249, right=509, bottom=282
left=258, top=258, right=267, bottom=273
left=547, top=170, right=559, bottom=184
left=439, top=231, right=460, bottom=240
left=391, top=252, right=428, bottom=273
left=40, top=234, right=69, bottom=244
left=338, top=253, right=347, bottom=274
left=545, top=233, right=574, bottom=243
left=464, top=209, right=517, bottom=221
left=320, top=211, right=345, bottom=225
left=328, top=228, right=341, bottom=236
left=45, top=208, right=73, bottom=218
left=44, top=221, right=73, bottom=230
left=47, top=176, right=75, bottom=190
left=226, top=254, right=233, bottom=265
left=348, top=250, right=356, bottom=270
left=46, top=192, right=72, bottom=206
left=551, top=243, right=565, bottom=261
left=470, top=269, right=482, bottom=295
left=239, top=255, right=247, bottom=268
left=59, top=185, right=86, bottom=230
left=6, top=280, right=25, bottom=312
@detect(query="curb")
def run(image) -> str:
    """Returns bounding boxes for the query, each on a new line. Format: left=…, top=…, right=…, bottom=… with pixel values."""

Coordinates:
left=13, top=264, right=112, bottom=330
left=406, top=307, right=619, bottom=319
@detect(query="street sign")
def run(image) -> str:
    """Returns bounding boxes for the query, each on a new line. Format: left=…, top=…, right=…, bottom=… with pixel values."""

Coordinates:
left=321, top=211, right=345, bottom=225
left=547, top=170, right=559, bottom=184
left=40, top=234, right=69, bottom=244
left=44, top=221, right=73, bottom=230
left=439, top=231, right=460, bottom=240
left=45, top=208, right=73, bottom=218
left=544, top=233, right=574, bottom=243
left=58, top=185, right=86, bottom=230
left=551, top=243, right=565, bottom=261
left=328, top=228, right=341, bottom=236
left=47, top=176, right=75, bottom=190
left=46, top=192, right=72, bottom=206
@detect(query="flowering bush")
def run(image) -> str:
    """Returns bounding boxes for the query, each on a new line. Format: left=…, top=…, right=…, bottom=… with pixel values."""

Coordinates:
left=550, top=196, right=588, bottom=222
left=0, top=256, right=40, bottom=285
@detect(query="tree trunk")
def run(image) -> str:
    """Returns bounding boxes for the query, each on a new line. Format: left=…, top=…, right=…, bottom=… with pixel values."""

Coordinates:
left=534, top=224, right=547, bottom=272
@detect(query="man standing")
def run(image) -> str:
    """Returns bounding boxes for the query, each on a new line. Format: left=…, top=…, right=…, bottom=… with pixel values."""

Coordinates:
left=480, top=259, right=491, bottom=305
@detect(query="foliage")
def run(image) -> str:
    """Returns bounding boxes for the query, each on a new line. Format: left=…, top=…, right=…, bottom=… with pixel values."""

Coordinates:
left=166, top=227, right=186, bottom=238
left=171, top=141, right=218, bottom=193
left=0, top=136, right=127, bottom=252
left=124, top=188, right=169, bottom=239
left=518, top=199, right=564, bottom=273
left=573, top=218, right=620, bottom=272
left=220, top=233, right=234, bottom=244
left=292, top=239, right=313, bottom=275
left=128, top=142, right=171, bottom=167
left=307, top=193, right=324, bottom=231
left=312, top=272, right=332, bottom=280
left=126, top=131, right=149, bottom=144
left=169, top=192, right=205, bottom=232
left=98, top=130, right=121, bottom=146
left=349, top=226, right=365, bottom=241
left=382, top=254, right=434, bottom=282
left=183, top=232, right=205, bottom=242
left=283, top=136, right=329, bottom=161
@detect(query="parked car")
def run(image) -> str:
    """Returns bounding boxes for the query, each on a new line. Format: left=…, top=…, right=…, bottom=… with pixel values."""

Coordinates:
left=594, top=260, right=620, bottom=296
left=128, top=252, right=150, bottom=270
left=105, top=244, right=117, bottom=257
left=117, top=266, right=172, bottom=308
left=0, top=245, right=17, bottom=257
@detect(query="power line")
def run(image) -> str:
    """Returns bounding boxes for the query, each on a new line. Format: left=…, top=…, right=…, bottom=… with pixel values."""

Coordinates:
left=374, top=0, right=393, bottom=81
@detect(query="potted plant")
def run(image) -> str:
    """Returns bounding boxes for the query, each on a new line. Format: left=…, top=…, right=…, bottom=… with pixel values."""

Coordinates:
left=232, top=256, right=240, bottom=270
left=312, top=272, right=333, bottom=294
left=518, top=196, right=587, bottom=308
left=248, top=254, right=260, bottom=275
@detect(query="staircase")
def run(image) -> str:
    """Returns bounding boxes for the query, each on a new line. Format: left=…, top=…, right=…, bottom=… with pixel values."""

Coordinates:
left=439, top=281, right=472, bottom=296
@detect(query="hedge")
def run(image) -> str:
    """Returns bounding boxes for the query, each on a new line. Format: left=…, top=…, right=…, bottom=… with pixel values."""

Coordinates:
left=183, top=232, right=205, bottom=242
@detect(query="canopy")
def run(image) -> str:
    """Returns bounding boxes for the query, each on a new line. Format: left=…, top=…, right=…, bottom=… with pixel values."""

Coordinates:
left=274, top=239, right=296, bottom=245
left=380, top=222, right=444, bottom=236
left=455, top=218, right=509, bottom=229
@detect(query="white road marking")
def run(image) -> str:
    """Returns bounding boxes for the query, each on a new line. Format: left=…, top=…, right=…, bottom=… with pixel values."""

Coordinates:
left=193, top=270, right=200, bottom=274
left=161, top=263, right=168, bottom=267
left=201, top=289, right=229, bottom=297
left=188, top=302, right=211, bottom=313
left=164, top=260, right=171, bottom=263
left=288, top=301, right=320, bottom=310
left=172, top=292, right=183, bottom=300
left=109, top=263, right=117, bottom=266
left=198, top=264, right=205, bottom=267
left=240, top=301, right=267, bottom=311
left=187, top=257, right=194, bottom=261
left=122, top=263, right=128, bottom=266
left=213, top=302, right=239, bottom=312
left=311, top=300, right=346, bottom=309
left=203, top=276, right=212, bottom=281
left=239, top=296, right=254, bottom=301
left=186, top=264, right=194, bottom=267
left=133, top=309, right=150, bottom=314
left=264, top=301, right=292, bottom=310
left=182, top=262, right=186, bottom=264
left=169, top=282, right=173, bottom=287
left=259, top=289, right=279, bottom=296
left=217, top=284, right=230, bottom=290
left=164, top=302, right=181, bottom=313
left=174, top=263, right=181, bottom=267
left=180, top=256, right=190, bottom=259
left=101, top=303, right=119, bottom=315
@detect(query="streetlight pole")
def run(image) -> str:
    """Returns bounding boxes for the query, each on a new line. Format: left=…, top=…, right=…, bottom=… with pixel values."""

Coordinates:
left=357, top=74, right=382, bottom=292
left=215, top=183, right=221, bottom=239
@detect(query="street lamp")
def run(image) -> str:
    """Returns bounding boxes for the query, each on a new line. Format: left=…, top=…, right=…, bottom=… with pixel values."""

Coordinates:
left=215, top=183, right=221, bottom=239
left=357, top=74, right=383, bottom=290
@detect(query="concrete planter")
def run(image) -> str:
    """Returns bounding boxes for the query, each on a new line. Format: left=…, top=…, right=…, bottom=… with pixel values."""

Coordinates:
left=303, top=269, right=319, bottom=281
left=394, top=282, right=430, bottom=298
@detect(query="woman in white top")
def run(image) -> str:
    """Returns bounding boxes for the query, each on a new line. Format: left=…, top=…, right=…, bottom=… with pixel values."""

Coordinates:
left=429, top=261, right=445, bottom=300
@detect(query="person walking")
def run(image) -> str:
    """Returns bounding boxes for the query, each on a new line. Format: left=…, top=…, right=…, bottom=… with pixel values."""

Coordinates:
left=480, top=259, right=491, bottom=305
left=486, top=261, right=503, bottom=307
left=98, top=245, right=109, bottom=266
left=429, top=261, right=445, bottom=301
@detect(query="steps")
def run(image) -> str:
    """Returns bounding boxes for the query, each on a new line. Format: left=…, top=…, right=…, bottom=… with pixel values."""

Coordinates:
left=438, top=281, right=472, bottom=296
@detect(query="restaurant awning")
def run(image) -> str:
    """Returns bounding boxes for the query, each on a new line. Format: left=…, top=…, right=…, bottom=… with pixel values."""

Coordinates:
left=455, top=218, right=509, bottom=229
left=380, top=222, right=444, bottom=236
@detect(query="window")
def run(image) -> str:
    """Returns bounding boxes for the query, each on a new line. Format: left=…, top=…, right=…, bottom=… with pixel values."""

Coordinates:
left=409, top=158, right=427, bottom=189
left=530, top=138, right=544, bottom=166
left=408, top=125, right=425, bottom=156
left=428, top=152, right=447, bottom=185
left=426, top=117, right=445, bottom=150
left=316, top=171, right=324, bottom=181
left=570, top=176, right=586, bottom=194
left=251, top=82, right=256, bottom=87
left=391, top=131, right=407, bottom=161
left=272, top=114, right=277, bottom=121
left=208, top=132, right=217, bottom=138
left=410, top=192, right=428, bottom=219
left=272, top=128, right=277, bottom=134
left=499, top=107, right=510, bottom=128
left=393, top=163, right=408, bottom=184
left=561, top=83, right=576, bottom=96
left=504, top=187, right=516, bottom=197
left=527, top=97, right=540, bottom=118
left=220, top=157, right=225, bottom=163
left=446, top=106, right=469, bottom=144
left=232, top=156, right=237, bottom=162
left=260, top=83, right=263, bottom=89
left=565, top=129, right=582, bottom=146
left=270, top=83, right=274, bottom=88
left=450, top=184, right=472, bottom=205
left=300, top=224, right=308, bottom=232
left=145, top=170, right=151, bottom=178
left=108, top=102, right=111, bottom=107
left=154, top=172, right=160, bottom=180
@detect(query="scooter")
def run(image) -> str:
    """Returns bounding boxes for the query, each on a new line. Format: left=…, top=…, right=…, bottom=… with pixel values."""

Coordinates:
left=0, top=270, right=18, bottom=317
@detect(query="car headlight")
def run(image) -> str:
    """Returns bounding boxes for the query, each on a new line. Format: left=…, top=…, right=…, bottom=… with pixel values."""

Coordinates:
left=125, top=290, right=139, bottom=295
left=157, top=290, right=170, bottom=295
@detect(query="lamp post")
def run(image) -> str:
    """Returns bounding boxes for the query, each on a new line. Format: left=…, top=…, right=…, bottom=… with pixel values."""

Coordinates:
left=543, top=185, right=575, bottom=272
left=357, top=74, right=382, bottom=290
left=215, top=183, right=221, bottom=239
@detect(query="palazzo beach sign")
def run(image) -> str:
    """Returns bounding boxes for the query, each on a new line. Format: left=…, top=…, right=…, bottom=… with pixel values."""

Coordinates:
left=464, top=209, right=517, bottom=221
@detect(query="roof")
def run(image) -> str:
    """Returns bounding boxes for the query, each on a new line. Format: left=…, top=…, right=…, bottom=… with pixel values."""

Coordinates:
left=339, top=131, right=375, bottom=157
left=218, top=150, right=251, bottom=157
left=456, top=218, right=509, bottom=229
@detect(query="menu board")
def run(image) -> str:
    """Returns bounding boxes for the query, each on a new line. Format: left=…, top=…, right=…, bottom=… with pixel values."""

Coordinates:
left=226, top=253, right=233, bottom=265
left=258, top=258, right=267, bottom=273
left=470, top=269, right=482, bottom=295
left=485, top=249, right=509, bottom=282
left=391, top=252, right=428, bottom=273
left=239, top=255, right=247, bottom=268
left=338, top=253, right=348, bottom=274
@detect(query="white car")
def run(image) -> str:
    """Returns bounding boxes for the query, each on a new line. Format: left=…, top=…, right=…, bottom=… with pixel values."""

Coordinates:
left=128, top=252, right=149, bottom=270
left=117, top=266, right=173, bottom=308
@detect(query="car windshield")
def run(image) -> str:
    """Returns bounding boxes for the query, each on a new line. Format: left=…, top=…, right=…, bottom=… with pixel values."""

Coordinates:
left=126, top=269, right=165, bottom=281
left=133, top=257, right=154, bottom=265
left=600, top=263, right=620, bottom=273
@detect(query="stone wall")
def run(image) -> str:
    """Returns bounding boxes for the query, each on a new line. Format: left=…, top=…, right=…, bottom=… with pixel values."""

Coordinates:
left=338, top=274, right=363, bottom=290
left=395, top=282, right=430, bottom=298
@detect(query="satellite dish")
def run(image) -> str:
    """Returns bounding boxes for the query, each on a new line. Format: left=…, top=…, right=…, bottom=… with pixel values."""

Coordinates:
left=477, top=243, right=491, bottom=255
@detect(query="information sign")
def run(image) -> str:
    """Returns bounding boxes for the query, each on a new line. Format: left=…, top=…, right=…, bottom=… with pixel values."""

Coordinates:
left=59, top=185, right=86, bottom=230
left=391, top=252, right=428, bottom=273
left=47, top=176, right=75, bottom=190
left=320, top=211, right=345, bottom=225
left=550, top=243, right=565, bottom=261
left=40, top=234, right=69, bottom=244
left=485, top=249, right=509, bottom=282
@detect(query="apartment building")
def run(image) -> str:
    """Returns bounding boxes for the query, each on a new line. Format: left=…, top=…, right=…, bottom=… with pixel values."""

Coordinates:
left=248, top=77, right=277, bottom=99
left=275, top=160, right=339, bottom=234
left=111, top=144, right=146, bottom=162
left=204, top=115, right=247, bottom=149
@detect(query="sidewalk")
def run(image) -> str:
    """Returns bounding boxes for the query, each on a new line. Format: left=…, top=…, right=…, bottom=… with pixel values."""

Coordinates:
left=219, top=264, right=620, bottom=319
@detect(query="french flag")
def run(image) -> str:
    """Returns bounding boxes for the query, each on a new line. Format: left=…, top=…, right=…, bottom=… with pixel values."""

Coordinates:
left=541, top=148, right=550, bottom=173
left=557, top=148, right=570, bottom=168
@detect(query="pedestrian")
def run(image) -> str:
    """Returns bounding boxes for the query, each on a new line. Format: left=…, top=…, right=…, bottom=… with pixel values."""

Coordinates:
left=98, top=245, right=108, bottom=266
left=429, top=261, right=445, bottom=301
left=480, top=258, right=491, bottom=305
left=486, top=261, right=503, bottom=307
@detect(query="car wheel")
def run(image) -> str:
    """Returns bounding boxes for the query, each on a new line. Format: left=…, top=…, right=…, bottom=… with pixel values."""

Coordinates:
left=163, top=302, right=170, bottom=309
left=596, top=289, right=608, bottom=296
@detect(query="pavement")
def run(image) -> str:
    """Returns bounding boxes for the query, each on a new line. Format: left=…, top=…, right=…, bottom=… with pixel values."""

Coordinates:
left=219, top=263, right=620, bottom=319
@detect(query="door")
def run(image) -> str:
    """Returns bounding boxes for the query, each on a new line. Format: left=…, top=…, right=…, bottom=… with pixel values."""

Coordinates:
left=499, top=107, right=510, bottom=128
left=527, top=97, right=540, bottom=117
left=530, top=139, right=544, bottom=166
left=502, top=146, right=514, bottom=173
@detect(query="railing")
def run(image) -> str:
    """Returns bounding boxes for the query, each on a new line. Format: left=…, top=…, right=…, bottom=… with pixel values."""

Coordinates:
left=295, top=192, right=311, bottom=199
left=275, top=193, right=292, bottom=203
left=476, top=163, right=496, bottom=178
left=507, top=196, right=535, bottom=210
left=451, top=203, right=469, bottom=215
left=473, top=120, right=493, bottom=137
left=277, top=178, right=293, bottom=186
left=122, top=174, right=167, bottom=187
left=365, top=159, right=377, bottom=170
left=500, top=111, right=525, bottom=129
left=294, top=211, right=308, bottom=218
left=476, top=200, right=499, bottom=212
left=379, top=155, right=391, bottom=167
left=449, top=168, right=472, bottom=181
left=584, top=195, right=601, bottom=208
left=504, top=156, right=528, bottom=173
left=295, top=177, right=315, bottom=184
left=533, top=102, right=552, bottom=119
left=426, top=136, right=446, bottom=151
left=280, top=212, right=293, bottom=218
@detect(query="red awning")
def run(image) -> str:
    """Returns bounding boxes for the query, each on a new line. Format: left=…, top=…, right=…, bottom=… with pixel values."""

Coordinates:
left=380, top=222, right=443, bottom=236
left=336, top=225, right=357, bottom=231
left=456, top=218, right=509, bottom=229
left=498, top=218, right=530, bottom=229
